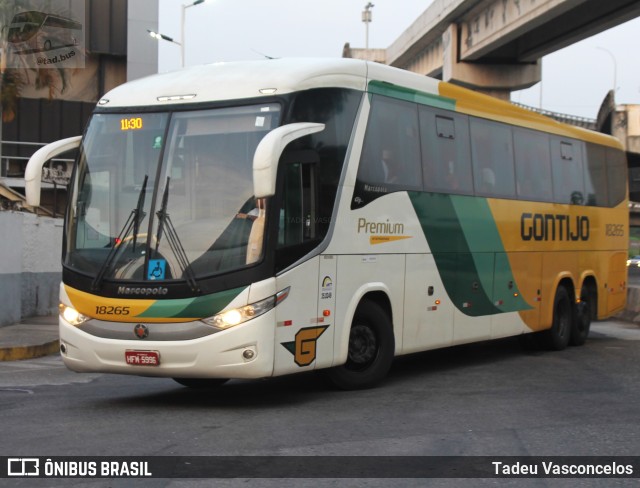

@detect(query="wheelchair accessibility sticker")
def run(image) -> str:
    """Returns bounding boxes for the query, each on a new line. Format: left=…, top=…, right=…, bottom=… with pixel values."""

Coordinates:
left=148, top=259, right=166, bottom=280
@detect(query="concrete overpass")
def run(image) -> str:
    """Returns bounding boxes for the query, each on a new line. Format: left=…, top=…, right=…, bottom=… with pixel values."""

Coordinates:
left=344, top=0, right=640, bottom=99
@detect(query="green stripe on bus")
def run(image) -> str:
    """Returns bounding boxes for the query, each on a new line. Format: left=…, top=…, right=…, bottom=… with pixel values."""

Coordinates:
left=449, top=197, right=531, bottom=313
left=450, top=197, right=502, bottom=299
left=368, top=80, right=456, bottom=111
left=137, top=286, right=247, bottom=319
left=408, top=192, right=531, bottom=316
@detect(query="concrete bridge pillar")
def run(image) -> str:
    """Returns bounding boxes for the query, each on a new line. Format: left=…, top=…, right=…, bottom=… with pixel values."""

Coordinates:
left=442, top=24, right=541, bottom=100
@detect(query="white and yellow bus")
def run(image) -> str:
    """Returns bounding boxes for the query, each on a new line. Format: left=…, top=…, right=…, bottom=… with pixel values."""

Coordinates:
left=26, top=59, right=628, bottom=389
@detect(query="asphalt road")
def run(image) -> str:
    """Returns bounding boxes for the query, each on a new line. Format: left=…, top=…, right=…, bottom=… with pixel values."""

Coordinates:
left=1, top=320, right=639, bottom=487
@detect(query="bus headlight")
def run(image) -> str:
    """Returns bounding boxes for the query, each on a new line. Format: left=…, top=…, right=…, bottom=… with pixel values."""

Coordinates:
left=201, top=287, right=290, bottom=329
left=59, top=303, right=90, bottom=326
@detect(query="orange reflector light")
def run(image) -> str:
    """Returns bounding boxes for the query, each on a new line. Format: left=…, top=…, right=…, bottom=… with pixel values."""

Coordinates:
left=323, top=310, right=331, bottom=317
left=435, top=299, right=441, bottom=305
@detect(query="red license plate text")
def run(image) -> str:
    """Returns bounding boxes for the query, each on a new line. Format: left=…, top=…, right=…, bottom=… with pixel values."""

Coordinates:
left=125, top=350, right=160, bottom=366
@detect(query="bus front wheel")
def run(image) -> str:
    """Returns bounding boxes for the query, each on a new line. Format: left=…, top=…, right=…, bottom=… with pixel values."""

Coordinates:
left=326, top=301, right=395, bottom=390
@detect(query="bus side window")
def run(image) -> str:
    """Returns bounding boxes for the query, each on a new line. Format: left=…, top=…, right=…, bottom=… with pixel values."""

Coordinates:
left=420, top=108, right=473, bottom=194
left=551, top=138, right=585, bottom=205
left=584, top=143, right=608, bottom=206
left=513, top=127, right=553, bottom=202
left=607, top=148, right=627, bottom=207
left=470, top=118, right=516, bottom=198
left=352, top=94, right=422, bottom=208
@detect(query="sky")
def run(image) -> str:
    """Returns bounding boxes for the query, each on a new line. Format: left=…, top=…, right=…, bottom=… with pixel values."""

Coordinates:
left=157, top=0, right=640, bottom=119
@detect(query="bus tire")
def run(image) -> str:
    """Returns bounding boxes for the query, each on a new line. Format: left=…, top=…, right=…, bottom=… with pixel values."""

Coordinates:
left=570, top=285, right=592, bottom=346
left=172, top=378, right=229, bottom=389
left=326, top=300, right=395, bottom=390
left=542, top=285, right=572, bottom=351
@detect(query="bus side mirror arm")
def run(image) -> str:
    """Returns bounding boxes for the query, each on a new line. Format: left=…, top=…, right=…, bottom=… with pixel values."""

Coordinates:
left=253, top=122, right=325, bottom=198
left=25, top=135, right=82, bottom=207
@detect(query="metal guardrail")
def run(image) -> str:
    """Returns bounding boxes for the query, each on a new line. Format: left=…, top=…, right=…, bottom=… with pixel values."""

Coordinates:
left=0, top=139, right=76, bottom=217
left=1, top=140, right=73, bottom=185
left=511, top=102, right=597, bottom=130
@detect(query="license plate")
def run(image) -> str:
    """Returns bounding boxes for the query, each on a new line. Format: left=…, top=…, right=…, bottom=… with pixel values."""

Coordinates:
left=125, top=350, right=160, bottom=366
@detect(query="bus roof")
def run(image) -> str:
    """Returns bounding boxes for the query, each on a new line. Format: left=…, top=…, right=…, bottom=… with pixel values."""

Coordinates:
left=101, top=58, right=370, bottom=108
left=99, top=57, right=621, bottom=149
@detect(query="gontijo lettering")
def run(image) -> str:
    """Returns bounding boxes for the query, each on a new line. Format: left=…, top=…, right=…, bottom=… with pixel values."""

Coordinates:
left=521, top=213, right=589, bottom=241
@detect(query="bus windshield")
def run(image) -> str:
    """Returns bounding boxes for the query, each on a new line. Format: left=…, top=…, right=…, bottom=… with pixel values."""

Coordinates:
left=65, top=104, right=281, bottom=284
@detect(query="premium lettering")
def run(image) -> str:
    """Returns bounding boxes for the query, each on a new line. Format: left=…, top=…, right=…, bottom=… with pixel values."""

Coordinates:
left=357, top=218, right=404, bottom=235
left=521, top=213, right=589, bottom=241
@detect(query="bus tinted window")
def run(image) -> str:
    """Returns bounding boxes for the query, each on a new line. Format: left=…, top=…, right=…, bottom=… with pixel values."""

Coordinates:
left=583, top=143, right=607, bottom=206
left=551, top=138, right=585, bottom=205
left=513, top=128, right=552, bottom=202
left=354, top=94, right=422, bottom=207
left=288, top=88, right=361, bottom=235
left=470, top=118, right=515, bottom=198
left=277, top=88, right=361, bottom=270
left=607, top=148, right=627, bottom=207
left=419, top=108, right=473, bottom=194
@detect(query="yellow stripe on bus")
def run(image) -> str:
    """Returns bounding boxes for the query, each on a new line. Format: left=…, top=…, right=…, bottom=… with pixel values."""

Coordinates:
left=64, top=285, right=170, bottom=323
left=438, top=82, right=623, bottom=149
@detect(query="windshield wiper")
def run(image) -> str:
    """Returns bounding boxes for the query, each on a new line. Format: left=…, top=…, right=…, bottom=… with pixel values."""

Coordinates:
left=132, top=175, right=149, bottom=252
left=155, top=177, right=200, bottom=293
left=92, top=175, right=148, bottom=290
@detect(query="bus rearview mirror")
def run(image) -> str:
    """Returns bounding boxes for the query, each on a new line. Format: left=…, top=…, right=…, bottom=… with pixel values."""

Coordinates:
left=25, top=135, right=81, bottom=207
left=253, top=122, right=325, bottom=198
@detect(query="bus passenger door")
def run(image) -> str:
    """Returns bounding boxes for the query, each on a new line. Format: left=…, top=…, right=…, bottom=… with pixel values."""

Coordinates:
left=316, top=254, right=337, bottom=368
left=273, top=156, right=334, bottom=376
left=274, top=257, right=321, bottom=376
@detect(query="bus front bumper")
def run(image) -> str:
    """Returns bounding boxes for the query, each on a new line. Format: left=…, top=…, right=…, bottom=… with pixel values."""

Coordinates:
left=58, top=312, right=276, bottom=379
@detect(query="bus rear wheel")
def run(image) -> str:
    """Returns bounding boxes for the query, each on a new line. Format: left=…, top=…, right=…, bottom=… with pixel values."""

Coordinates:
left=542, top=285, right=572, bottom=351
left=172, top=378, right=229, bottom=389
left=326, top=301, right=395, bottom=390
left=570, top=284, right=592, bottom=346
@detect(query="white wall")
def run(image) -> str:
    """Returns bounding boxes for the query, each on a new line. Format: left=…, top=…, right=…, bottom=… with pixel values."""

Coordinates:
left=0, top=212, right=63, bottom=326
